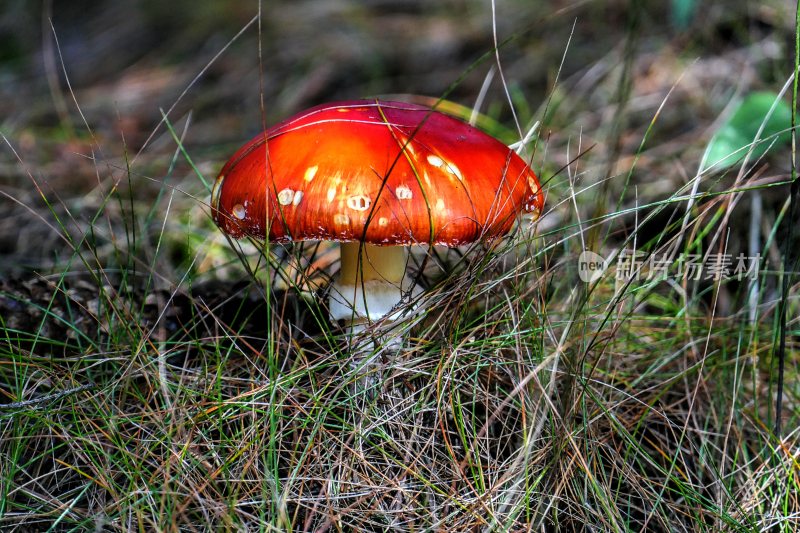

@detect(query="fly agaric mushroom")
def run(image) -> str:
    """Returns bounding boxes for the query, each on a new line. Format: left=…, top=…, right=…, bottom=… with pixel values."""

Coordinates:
left=211, top=99, right=543, bottom=331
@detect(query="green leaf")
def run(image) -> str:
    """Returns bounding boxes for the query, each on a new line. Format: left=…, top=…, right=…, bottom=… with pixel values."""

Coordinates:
left=701, top=91, right=792, bottom=172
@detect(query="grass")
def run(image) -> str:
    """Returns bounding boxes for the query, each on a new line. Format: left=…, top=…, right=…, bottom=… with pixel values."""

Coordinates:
left=1, top=0, right=799, bottom=531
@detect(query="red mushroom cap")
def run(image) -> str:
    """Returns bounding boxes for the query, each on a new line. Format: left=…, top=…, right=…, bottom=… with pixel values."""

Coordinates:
left=211, top=100, right=543, bottom=246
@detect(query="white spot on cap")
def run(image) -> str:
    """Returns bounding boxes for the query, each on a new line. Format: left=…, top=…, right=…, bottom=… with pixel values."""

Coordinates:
left=347, top=195, right=371, bottom=211
left=445, top=162, right=463, bottom=181
left=334, top=213, right=350, bottom=225
left=436, top=198, right=446, bottom=211
left=278, top=188, right=294, bottom=205
left=304, top=166, right=318, bottom=182
left=527, top=174, right=539, bottom=193
left=292, top=190, right=304, bottom=205
left=427, top=154, right=444, bottom=168
left=327, top=187, right=337, bottom=203
left=232, top=204, right=246, bottom=220
left=396, top=185, right=413, bottom=200
left=378, top=217, right=388, bottom=226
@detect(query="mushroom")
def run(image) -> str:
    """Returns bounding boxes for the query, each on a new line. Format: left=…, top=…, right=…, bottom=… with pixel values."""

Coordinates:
left=211, top=99, right=543, bottom=336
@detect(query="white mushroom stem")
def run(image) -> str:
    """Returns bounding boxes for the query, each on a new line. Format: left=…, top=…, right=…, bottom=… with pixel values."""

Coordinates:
left=329, top=242, right=420, bottom=325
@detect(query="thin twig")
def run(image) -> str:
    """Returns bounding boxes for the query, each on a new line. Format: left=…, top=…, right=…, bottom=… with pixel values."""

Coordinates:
left=0, top=384, right=96, bottom=412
